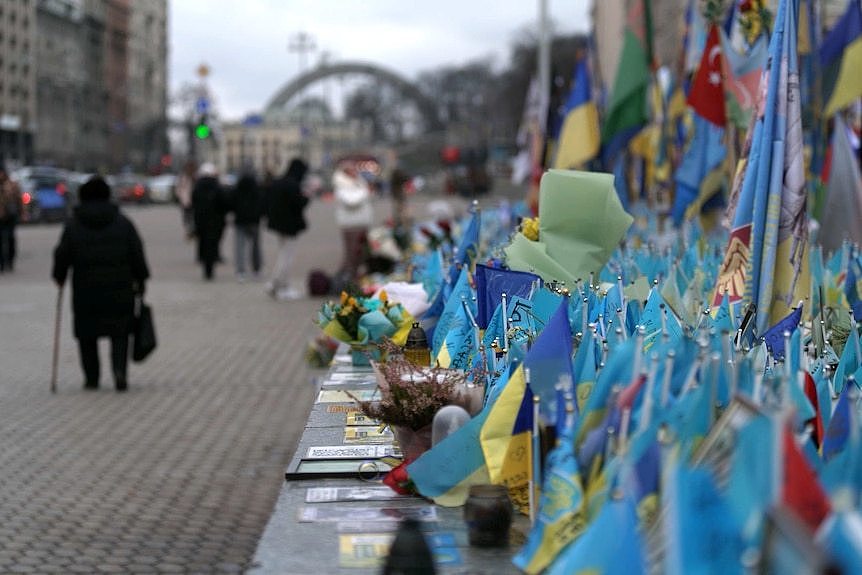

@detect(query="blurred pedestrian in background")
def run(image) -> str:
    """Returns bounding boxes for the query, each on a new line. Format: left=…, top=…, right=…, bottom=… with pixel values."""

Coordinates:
left=175, top=159, right=197, bottom=239
left=333, top=161, right=372, bottom=284
left=264, top=158, right=309, bottom=300
left=52, top=176, right=149, bottom=391
left=192, top=163, right=227, bottom=280
left=230, top=170, right=263, bottom=281
left=389, top=164, right=411, bottom=251
left=0, top=166, right=23, bottom=273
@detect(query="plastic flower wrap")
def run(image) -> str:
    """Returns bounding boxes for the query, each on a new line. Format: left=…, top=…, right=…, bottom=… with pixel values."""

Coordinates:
left=317, top=290, right=414, bottom=346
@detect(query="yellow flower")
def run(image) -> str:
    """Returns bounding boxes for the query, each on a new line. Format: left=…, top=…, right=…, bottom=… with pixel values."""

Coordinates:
left=348, top=297, right=357, bottom=308
left=521, top=217, right=540, bottom=241
left=379, top=290, right=388, bottom=304
left=340, top=291, right=349, bottom=305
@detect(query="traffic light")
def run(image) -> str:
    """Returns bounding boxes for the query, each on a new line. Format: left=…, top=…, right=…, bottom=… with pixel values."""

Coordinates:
left=195, top=114, right=211, bottom=140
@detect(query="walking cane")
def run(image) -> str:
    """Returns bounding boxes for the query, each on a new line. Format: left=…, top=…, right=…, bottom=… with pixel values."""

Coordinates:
left=51, top=284, right=64, bottom=394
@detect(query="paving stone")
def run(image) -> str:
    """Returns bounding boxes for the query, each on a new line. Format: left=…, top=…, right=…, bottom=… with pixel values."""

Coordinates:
left=0, top=203, right=374, bottom=572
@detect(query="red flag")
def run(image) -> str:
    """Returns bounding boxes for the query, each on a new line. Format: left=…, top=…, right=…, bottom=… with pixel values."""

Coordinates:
left=782, top=427, right=831, bottom=532
left=803, top=372, right=824, bottom=448
left=616, top=374, right=647, bottom=411
left=687, top=24, right=727, bottom=127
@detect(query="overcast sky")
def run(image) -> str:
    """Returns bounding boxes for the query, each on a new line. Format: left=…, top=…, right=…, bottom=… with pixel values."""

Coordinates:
left=169, top=1, right=591, bottom=120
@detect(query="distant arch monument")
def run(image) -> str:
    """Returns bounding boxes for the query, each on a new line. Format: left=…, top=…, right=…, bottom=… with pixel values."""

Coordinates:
left=263, top=61, right=444, bottom=133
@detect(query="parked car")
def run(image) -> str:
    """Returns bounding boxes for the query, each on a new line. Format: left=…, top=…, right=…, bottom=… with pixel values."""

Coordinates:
left=147, top=174, right=177, bottom=203
left=11, top=166, right=70, bottom=223
left=111, top=174, right=150, bottom=203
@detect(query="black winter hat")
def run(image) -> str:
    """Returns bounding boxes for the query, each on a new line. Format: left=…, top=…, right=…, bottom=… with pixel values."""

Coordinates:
left=79, top=176, right=111, bottom=202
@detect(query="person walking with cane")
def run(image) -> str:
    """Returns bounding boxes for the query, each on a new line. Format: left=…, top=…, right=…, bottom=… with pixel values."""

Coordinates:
left=52, top=176, right=150, bottom=391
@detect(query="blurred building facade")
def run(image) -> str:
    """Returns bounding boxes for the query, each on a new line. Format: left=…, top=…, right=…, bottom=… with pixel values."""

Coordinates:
left=0, top=0, right=37, bottom=166
left=219, top=116, right=369, bottom=177
left=26, top=0, right=168, bottom=172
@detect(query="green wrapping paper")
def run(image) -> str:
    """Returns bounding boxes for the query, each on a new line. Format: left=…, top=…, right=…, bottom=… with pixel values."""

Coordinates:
left=505, top=170, right=633, bottom=286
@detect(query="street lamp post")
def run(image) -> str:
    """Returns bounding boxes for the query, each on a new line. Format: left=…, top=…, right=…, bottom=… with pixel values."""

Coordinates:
left=288, top=31, right=316, bottom=157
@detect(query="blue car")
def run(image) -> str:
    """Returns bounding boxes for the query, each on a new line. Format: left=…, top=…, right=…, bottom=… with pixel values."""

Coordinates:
left=13, top=167, right=70, bottom=223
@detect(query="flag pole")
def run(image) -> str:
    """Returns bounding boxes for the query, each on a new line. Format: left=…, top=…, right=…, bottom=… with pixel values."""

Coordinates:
left=501, top=292, right=509, bottom=353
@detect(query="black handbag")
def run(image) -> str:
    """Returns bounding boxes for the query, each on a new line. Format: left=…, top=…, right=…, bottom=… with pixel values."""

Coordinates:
left=132, top=297, right=157, bottom=362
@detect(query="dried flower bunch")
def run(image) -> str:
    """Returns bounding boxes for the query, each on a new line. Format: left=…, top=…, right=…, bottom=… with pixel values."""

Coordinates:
left=350, top=355, right=468, bottom=431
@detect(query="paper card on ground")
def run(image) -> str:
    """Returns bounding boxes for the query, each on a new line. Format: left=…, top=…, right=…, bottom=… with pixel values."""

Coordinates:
left=316, top=389, right=377, bottom=403
left=343, top=426, right=393, bottom=444
left=305, top=486, right=406, bottom=503
left=298, top=506, right=437, bottom=523
left=305, top=445, right=395, bottom=459
left=346, top=412, right=381, bottom=426
left=325, top=371, right=378, bottom=383
left=337, top=532, right=462, bottom=568
left=326, top=404, right=356, bottom=414
left=338, top=533, right=393, bottom=568
left=294, top=459, right=396, bottom=476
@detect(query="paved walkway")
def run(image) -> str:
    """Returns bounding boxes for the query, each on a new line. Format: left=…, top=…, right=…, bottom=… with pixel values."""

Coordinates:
left=0, top=199, right=345, bottom=573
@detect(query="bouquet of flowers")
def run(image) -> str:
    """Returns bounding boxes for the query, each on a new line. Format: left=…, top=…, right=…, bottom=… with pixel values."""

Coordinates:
left=349, top=353, right=470, bottom=460
left=353, top=357, right=467, bottom=431
left=317, top=289, right=414, bottom=349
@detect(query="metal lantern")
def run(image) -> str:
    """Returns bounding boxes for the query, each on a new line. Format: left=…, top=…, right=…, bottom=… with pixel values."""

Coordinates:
left=403, top=322, right=431, bottom=367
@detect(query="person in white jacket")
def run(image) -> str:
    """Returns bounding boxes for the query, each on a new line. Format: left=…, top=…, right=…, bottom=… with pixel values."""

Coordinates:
left=333, top=163, right=373, bottom=282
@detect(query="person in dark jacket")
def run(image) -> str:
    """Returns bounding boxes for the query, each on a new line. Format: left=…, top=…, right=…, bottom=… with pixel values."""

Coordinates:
left=52, top=176, right=150, bottom=391
left=264, top=158, right=309, bottom=300
left=230, top=172, right=263, bottom=280
left=192, top=163, right=227, bottom=280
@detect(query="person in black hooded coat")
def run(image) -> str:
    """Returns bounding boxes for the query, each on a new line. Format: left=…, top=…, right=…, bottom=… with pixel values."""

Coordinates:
left=52, top=176, right=150, bottom=391
left=264, top=158, right=309, bottom=299
left=192, top=163, right=227, bottom=280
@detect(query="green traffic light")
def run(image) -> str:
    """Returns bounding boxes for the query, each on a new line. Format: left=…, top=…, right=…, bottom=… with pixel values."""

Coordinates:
left=195, top=124, right=211, bottom=139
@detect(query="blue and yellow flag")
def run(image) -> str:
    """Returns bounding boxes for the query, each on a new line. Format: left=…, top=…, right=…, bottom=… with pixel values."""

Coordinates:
left=545, top=494, right=647, bottom=575
left=714, top=0, right=809, bottom=334
left=513, top=402, right=584, bottom=574
left=554, top=57, right=600, bottom=169
left=480, top=365, right=531, bottom=512
left=821, top=0, right=862, bottom=115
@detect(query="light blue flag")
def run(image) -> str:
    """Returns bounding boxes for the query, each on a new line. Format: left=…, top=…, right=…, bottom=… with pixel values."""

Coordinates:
left=431, top=268, right=474, bottom=358
left=573, top=337, right=637, bottom=443
left=524, top=300, right=576, bottom=424
left=726, top=413, right=777, bottom=534
left=436, top=298, right=478, bottom=370
left=816, top=512, right=862, bottom=575
left=672, top=113, right=726, bottom=226
left=640, top=288, right=684, bottom=350
left=530, top=288, right=564, bottom=328
left=414, top=248, right=443, bottom=300
left=823, top=384, right=853, bottom=461
left=666, top=464, right=745, bottom=575
left=447, top=208, right=481, bottom=284
left=712, top=290, right=736, bottom=333
left=571, top=327, right=598, bottom=412
left=811, top=361, right=834, bottom=431
left=833, top=327, right=860, bottom=394
left=545, top=495, right=646, bottom=575
left=407, top=406, right=490, bottom=506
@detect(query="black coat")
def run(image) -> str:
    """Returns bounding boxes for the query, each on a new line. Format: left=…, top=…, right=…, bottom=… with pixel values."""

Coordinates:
left=231, top=174, right=262, bottom=226
left=192, top=176, right=227, bottom=265
left=265, top=160, right=309, bottom=236
left=52, top=201, right=150, bottom=339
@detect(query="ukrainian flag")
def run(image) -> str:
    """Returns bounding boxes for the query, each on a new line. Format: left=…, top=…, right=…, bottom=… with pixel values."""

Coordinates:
left=479, top=365, right=533, bottom=514
left=553, top=58, right=600, bottom=169
left=821, top=0, right=862, bottom=115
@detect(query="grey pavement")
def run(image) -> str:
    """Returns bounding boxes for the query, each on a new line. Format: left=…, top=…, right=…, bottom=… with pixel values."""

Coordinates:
left=0, top=195, right=358, bottom=574
left=0, top=188, right=479, bottom=574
